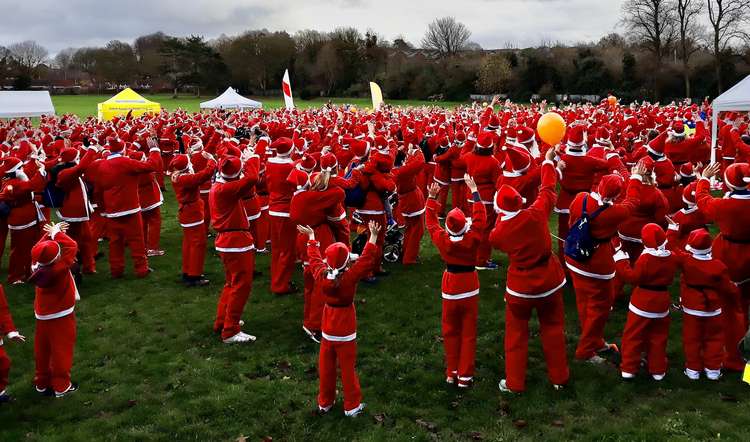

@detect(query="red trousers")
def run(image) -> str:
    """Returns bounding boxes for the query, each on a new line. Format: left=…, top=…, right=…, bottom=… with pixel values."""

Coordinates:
left=201, top=193, right=211, bottom=229
left=571, top=274, right=614, bottom=359
left=556, top=213, right=569, bottom=262
left=436, top=183, right=449, bottom=216
left=67, top=221, right=96, bottom=273
left=442, top=296, right=478, bottom=381
left=720, top=288, right=746, bottom=371
left=0, top=345, right=10, bottom=392
left=141, top=207, right=162, bottom=251
left=0, top=220, right=8, bottom=270
left=504, top=291, right=569, bottom=392
left=302, top=266, right=324, bottom=332
left=34, top=314, right=76, bottom=394
left=620, top=312, right=670, bottom=375
left=107, top=213, right=148, bottom=278
left=215, top=251, right=254, bottom=340
left=270, top=215, right=297, bottom=294
left=8, top=224, right=40, bottom=283
left=450, top=182, right=468, bottom=213
left=182, top=223, right=207, bottom=277
left=477, top=206, right=495, bottom=265
left=401, top=214, right=424, bottom=265
left=90, top=210, right=106, bottom=244
left=318, top=338, right=362, bottom=412
left=682, top=313, right=724, bottom=372
left=255, top=210, right=270, bottom=251
left=613, top=238, right=643, bottom=299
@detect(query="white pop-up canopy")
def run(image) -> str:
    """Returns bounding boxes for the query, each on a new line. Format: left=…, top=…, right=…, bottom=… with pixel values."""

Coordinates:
left=0, top=91, right=56, bottom=118
left=711, top=75, right=750, bottom=162
left=200, top=87, right=262, bottom=110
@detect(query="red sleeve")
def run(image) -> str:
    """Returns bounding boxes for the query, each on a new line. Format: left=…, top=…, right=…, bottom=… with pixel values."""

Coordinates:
left=348, top=242, right=379, bottom=281
left=0, top=286, right=16, bottom=335
left=695, top=178, right=717, bottom=221
left=307, top=240, right=328, bottom=282
left=615, top=256, right=641, bottom=284
left=425, top=197, right=447, bottom=246
left=530, top=161, right=558, bottom=216
left=175, top=160, right=217, bottom=189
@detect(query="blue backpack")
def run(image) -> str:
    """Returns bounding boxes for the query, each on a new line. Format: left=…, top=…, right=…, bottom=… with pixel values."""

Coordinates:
left=564, top=196, right=608, bottom=262
left=343, top=162, right=366, bottom=208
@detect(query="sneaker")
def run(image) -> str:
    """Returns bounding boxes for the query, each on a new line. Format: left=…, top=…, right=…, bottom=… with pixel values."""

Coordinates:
left=147, top=249, right=166, bottom=257
left=457, top=377, right=473, bottom=388
left=705, top=368, right=722, bottom=381
left=476, top=261, right=499, bottom=271
left=185, top=277, right=210, bottom=287
left=652, top=373, right=665, bottom=381
left=621, top=371, right=636, bottom=380
left=344, top=402, right=367, bottom=417
left=598, top=342, right=620, bottom=354
left=587, top=355, right=608, bottom=365
left=0, top=390, right=10, bottom=403
left=317, top=404, right=333, bottom=415
left=684, top=368, right=700, bottom=380
left=55, top=383, right=79, bottom=398
left=552, top=384, right=565, bottom=391
left=498, top=379, right=516, bottom=393
left=36, top=386, right=54, bottom=397
left=445, top=376, right=456, bottom=385
left=303, top=326, right=321, bottom=344
left=222, top=332, right=257, bottom=344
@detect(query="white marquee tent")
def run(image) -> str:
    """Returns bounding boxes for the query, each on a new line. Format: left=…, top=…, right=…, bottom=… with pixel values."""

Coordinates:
left=711, top=75, right=750, bottom=162
left=0, top=91, right=56, bottom=118
left=200, top=87, right=262, bottom=110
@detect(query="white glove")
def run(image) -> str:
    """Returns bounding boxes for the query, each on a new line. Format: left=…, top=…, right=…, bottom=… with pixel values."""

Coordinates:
left=613, top=250, right=629, bottom=262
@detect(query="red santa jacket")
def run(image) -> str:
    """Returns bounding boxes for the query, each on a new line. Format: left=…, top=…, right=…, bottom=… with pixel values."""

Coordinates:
left=617, top=184, right=668, bottom=242
left=3, top=166, right=47, bottom=229
left=265, top=155, right=296, bottom=217
left=666, top=206, right=709, bottom=251
left=31, top=231, right=78, bottom=320
left=425, top=196, right=486, bottom=298
left=556, top=151, right=610, bottom=214
left=90, top=149, right=161, bottom=218
left=56, top=150, right=96, bottom=222
left=0, top=285, right=18, bottom=344
left=209, top=158, right=259, bottom=252
left=171, top=159, right=216, bottom=227
left=190, top=152, right=213, bottom=196
left=307, top=240, right=379, bottom=341
left=490, top=161, right=566, bottom=297
left=663, top=123, right=706, bottom=165
left=615, top=249, right=678, bottom=318
left=290, top=186, right=349, bottom=249
left=462, top=151, right=501, bottom=206
left=677, top=251, right=738, bottom=317
left=496, top=165, right=541, bottom=207
left=393, top=150, right=426, bottom=217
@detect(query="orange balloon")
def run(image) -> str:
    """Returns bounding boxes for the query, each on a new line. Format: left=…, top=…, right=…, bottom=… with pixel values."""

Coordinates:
left=608, top=95, right=617, bottom=106
left=537, top=112, right=566, bottom=146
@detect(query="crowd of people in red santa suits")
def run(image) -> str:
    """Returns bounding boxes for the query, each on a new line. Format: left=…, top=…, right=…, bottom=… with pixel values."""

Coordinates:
left=0, top=97, right=749, bottom=413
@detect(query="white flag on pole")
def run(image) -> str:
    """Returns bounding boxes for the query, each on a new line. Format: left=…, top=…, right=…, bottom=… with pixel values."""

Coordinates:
left=282, top=69, right=294, bottom=110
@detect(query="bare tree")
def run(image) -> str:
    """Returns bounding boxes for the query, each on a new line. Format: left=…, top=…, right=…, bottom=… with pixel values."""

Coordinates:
left=706, top=0, right=750, bottom=93
left=421, top=17, right=471, bottom=57
left=8, top=40, right=48, bottom=71
left=674, top=0, right=704, bottom=97
left=621, top=0, right=676, bottom=97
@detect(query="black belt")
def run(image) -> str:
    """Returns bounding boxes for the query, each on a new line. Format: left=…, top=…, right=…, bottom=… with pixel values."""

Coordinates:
left=657, top=185, right=673, bottom=190
left=326, top=303, right=352, bottom=308
left=638, top=285, right=669, bottom=291
left=446, top=264, right=476, bottom=274
left=723, top=236, right=750, bottom=244
left=686, top=284, right=709, bottom=291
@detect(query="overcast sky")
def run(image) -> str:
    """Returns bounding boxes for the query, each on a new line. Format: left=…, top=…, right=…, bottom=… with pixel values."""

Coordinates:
left=0, top=0, right=626, bottom=55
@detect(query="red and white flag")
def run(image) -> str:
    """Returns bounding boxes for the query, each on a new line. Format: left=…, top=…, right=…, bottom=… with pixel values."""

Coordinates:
left=282, top=69, right=294, bottom=110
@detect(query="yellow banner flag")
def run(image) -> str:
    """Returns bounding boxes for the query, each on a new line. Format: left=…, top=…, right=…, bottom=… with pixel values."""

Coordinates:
left=370, top=82, right=383, bottom=111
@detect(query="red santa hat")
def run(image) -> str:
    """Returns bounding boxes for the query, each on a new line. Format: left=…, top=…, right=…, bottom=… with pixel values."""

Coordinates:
left=59, top=148, right=79, bottom=163
left=685, top=228, right=712, bottom=256
left=494, top=184, right=525, bottom=216
left=219, top=156, right=242, bottom=180
left=486, top=115, right=501, bottom=130
left=287, top=168, right=310, bottom=191
left=678, top=163, right=694, bottom=178
left=504, top=146, right=531, bottom=173
left=444, top=207, right=471, bottom=240
left=682, top=181, right=697, bottom=205
left=596, top=174, right=624, bottom=202
left=324, top=242, right=351, bottom=279
left=293, top=137, right=307, bottom=153
left=505, top=126, right=518, bottom=143
left=351, top=139, right=370, bottom=159
left=320, top=153, right=338, bottom=173
left=476, top=132, right=494, bottom=150
left=31, top=240, right=60, bottom=266
left=516, top=126, right=535, bottom=145
left=640, top=156, right=655, bottom=174
left=271, top=137, right=294, bottom=156
left=297, top=154, right=316, bottom=173
left=723, top=163, right=750, bottom=190
left=168, top=154, right=190, bottom=172
left=641, top=223, right=667, bottom=250
left=566, top=126, right=586, bottom=151
left=108, top=137, right=125, bottom=153
left=594, top=127, right=611, bottom=144
left=670, top=120, right=686, bottom=138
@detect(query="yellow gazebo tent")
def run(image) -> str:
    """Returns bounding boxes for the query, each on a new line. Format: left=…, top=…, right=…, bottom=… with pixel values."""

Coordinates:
left=97, top=88, right=161, bottom=121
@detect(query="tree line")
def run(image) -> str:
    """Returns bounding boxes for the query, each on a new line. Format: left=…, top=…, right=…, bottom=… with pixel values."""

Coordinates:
left=1, top=3, right=749, bottom=102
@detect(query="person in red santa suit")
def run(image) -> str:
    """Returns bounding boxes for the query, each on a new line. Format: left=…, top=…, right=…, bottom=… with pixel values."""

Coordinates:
left=695, top=162, right=750, bottom=371
left=89, top=137, right=162, bottom=278
left=297, top=220, right=381, bottom=418
left=565, top=168, right=645, bottom=363
left=55, top=147, right=98, bottom=275
left=0, top=283, right=26, bottom=403
left=614, top=223, right=678, bottom=380
left=209, top=152, right=260, bottom=343
left=188, top=137, right=214, bottom=233
left=1, top=156, right=47, bottom=284
left=29, top=221, right=79, bottom=397
left=393, top=144, right=426, bottom=265
left=462, top=132, right=501, bottom=270
left=129, top=149, right=165, bottom=258
left=265, top=137, right=299, bottom=295
left=169, top=151, right=217, bottom=287
left=661, top=119, right=707, bottom=167
left=676, top=228, right=738, bottom=381
left=665, top=182, right=710, bottom=252
left=496, top=146, right=541, bottom=206
left=425, top=174, right=485, bottom=388
left=490, top=149, right=569, bottom=393
left=290, top=170, right=349, bottom=343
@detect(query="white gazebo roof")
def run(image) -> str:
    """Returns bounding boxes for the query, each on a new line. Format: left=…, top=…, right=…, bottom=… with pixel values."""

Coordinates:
left=200, top=87, right=262, bottom=110
left=0, top=91, right=56, bottom=118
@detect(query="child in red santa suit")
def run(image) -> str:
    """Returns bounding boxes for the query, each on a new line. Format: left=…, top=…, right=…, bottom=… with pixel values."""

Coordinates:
left=29, top=221, right=80, bottom=397
left=297, top=221, right=381, bottom=417
left=614, top=223, right=679, bottom=380
left=425, top=174, right=485, bottom=388
left=0, top=283, right=26, bottom=402
left=676, top=229, right=738, bottom=381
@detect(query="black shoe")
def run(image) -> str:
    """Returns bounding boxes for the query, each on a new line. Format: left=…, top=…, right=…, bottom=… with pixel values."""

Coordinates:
left=375, top=269, right=389, bottom=277
left=186, top=278, right=210, bottom=287
left=0, top=391, right=10, bottom=403
left=35, top=386, right=55, bottom=397
left=55, top=383, right=78, bottom=398
left=253, top=270, right=263, bottom=277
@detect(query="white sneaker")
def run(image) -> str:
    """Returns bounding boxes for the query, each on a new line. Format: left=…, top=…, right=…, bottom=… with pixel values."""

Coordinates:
left=498, top=379, right=515, bottom=393
left=318, top=404, right=333, bottom=415
left=457, top=376, right=473, bottom=388
left=345, top=402, right=366, bottom=417
left=239, top=320, right=245, bottom=327
left=587, top=355, right=607, bottom=364
left=652, top=373, right=665, bottom=381
left=705, top=368, right=722, bottom=381
left=621, top=371, right=636, bottom=379
left=222, top=332, right=257, bottom=344
left=684, top=368, right=700, bottom=380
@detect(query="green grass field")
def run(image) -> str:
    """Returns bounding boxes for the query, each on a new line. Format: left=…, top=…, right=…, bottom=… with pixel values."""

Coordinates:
left=50, top=94, right=463, bottom=118
left=0, top=95, right=748, bottom=441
